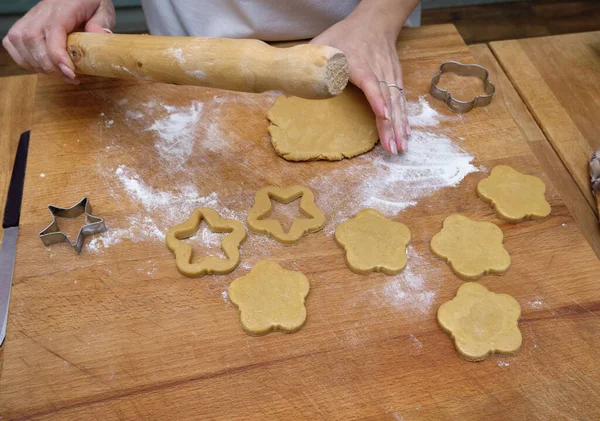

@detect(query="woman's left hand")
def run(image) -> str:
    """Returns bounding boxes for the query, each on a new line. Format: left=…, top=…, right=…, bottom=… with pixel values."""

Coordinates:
left=311, top=4, right=412, bottom=154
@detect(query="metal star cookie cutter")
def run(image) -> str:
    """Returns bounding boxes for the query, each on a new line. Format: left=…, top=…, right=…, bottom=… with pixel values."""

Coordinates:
left=39, top=197, right=106, bottom=253
left=430, top=61, right=496, bottom=114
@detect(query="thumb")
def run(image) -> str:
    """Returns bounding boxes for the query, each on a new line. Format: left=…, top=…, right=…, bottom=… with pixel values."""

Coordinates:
left=85, top=1, right=116, bottom=33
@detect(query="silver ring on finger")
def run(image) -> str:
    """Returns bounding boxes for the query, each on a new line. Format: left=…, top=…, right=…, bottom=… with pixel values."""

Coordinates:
left=387, top=83, right=404, bottom=94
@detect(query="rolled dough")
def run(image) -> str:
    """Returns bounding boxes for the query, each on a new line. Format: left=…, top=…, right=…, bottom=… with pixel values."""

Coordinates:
left=267, top=84, right=378, bottom=161
left=246, top=185, right=325, bottom=244
left=437, top=282, right=522, bottom=362
left=165, top=208, right=246, bottom=278
left=335, top=209, right=411, bottom=275
left=430, top=214, right=511, bottom=281
left=477, top=165, right=551, bottom=223
left=228, top=261, right=310, bottom=336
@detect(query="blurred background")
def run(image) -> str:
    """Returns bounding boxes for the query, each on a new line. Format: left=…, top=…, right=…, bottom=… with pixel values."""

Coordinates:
left=1, top=0, right=599, bottom=77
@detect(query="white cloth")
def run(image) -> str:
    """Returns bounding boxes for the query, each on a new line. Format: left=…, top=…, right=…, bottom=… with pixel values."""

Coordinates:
left=141, top=0, right=421, bottom=40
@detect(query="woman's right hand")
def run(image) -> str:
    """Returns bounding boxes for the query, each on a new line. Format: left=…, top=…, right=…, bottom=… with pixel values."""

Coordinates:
left=2, top=0, right=115, bottom=84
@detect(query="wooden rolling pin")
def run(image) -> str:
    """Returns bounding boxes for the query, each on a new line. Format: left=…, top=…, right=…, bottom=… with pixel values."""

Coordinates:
left=66, top=33, right=349, bottom=99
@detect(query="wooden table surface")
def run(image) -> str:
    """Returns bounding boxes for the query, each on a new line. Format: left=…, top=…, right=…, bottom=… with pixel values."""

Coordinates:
left=1, top=24, right=600, bottom=420
left=490, top=32, right=600, bottom=220
left=470, top=41, right=600, bottom=258
left=0, top=75, right=37, bottom=241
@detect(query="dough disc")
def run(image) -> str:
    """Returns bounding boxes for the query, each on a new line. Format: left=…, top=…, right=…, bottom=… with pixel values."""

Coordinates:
left=267, top=84, right=378, bottom=161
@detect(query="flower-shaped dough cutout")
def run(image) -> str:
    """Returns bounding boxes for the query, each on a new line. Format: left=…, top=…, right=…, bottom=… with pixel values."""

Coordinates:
left=247, top=185, right=325, bottom=244
left=335, top=209, right=411, bottom=275
left=477, top=165, right=551, bottom=223
left=228, top=261, right=310, bottom=335
left=166, top=208, right=247, bottom=277
left=438, top=282, right=522, bottom=362
left=430, top=214, right=510, bottom=281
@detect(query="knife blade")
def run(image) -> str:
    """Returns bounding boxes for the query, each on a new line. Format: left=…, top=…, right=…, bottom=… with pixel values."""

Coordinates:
left=0, top=131, right=30, bottom=346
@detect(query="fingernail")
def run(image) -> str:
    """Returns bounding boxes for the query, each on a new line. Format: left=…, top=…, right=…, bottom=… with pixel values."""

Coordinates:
left=384, top=106, right=390, bottom=120
left=103, top=28, right=113, bottom=34
left=59, top=63, right=76, bottom=79
left=390, top=139, right=398, bottom=155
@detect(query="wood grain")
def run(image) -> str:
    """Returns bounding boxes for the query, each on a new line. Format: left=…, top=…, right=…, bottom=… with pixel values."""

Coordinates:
left=490, top=32, right=600, bottom=217
left=422, top=0, right=600, bottom=44
left=0, top=74, right=37, bottom=240
left=469, top=43, right=600, bottom=257
left=1, top=25, right=600, bottom=420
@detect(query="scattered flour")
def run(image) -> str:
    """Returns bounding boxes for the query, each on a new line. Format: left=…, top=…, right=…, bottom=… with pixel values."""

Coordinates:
left=87, top=164, right=245, bottom=252
left=409, top=334, right=423, bottom=353
left=221, top=290, right=229, bottom=303
left=310, top=129, right=479, bottom=234
left=168, top=48, right=185, bottom=64
left=187, top=228, right=227, bottom=251
left=378, top=248, right=437, bottom=313
left=92, top=93, right=473, bottom=265
left=113, top=165, right=241, bottom=224
left=40, top=173, right=46, bottom=178
left=87, top=215, right=164, bottom=253
left=125, top=110, right=144, bottom=120
left=187, top=70, right=207, bottom=81
left=497, top=361, right=510, bottom=367
left=111, top=64, right=139, bottom=78
left=528, top=300, right=544, bottom=308
left=408, top=96, right=446, bottom=127
left=147, top=102, right=204, bottom=164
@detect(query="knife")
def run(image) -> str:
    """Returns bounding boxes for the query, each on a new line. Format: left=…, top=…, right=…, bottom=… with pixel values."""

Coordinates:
left=0, top=131, right=30, bottom=346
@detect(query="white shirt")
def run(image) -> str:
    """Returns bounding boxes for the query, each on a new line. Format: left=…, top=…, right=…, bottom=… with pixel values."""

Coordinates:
left=141, top=0, right=421, bottom=41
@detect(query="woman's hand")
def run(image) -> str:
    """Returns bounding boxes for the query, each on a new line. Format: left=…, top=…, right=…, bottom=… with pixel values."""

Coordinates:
left=311, top=1, right=417, bottom=154
left=2, top=0, right=115, bottom=84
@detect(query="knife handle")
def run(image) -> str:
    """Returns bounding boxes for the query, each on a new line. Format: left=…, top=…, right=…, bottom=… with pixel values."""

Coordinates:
left=2, top=131, right=30, bottom=229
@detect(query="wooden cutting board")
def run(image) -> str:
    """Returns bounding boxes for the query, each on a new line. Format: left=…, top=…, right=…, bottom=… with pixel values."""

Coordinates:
left=1, top=25, right=599, bottom=420
left=490, top=32, right=600, bottom=215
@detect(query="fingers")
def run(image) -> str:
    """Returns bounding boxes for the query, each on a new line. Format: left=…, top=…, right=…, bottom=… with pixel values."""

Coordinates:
left=390, top=55, right=410, bottom=153
left=4, top=20, right=76, bottom=83
left=377, top=81, right=397, bottom=154
left=352, top=69, right=388, bottom=120
left=85, top=0, right=116, bottom=33
left=379, top=61, right=400, bottom=155
left=46, top=26, right=80, bottom=84
left=26, top=33, right=62, bottom=77
left=2, top=36, right=33, bottom=71
left=351, top=68, right=400, bottom=154
left=2, top=0, right=116, bottom=82
left=8, top=28, right=41, bottom=73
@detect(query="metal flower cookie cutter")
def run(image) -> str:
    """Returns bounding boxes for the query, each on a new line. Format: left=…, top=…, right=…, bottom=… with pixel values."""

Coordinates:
left=430, top=61, right=496, bottom=114
left=39, top=197, right=106, bottom=253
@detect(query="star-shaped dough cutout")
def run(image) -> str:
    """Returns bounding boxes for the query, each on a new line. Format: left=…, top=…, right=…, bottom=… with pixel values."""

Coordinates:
left=246, top=185, right=325, bottom=244
left=228, top=261, right=310, bottom=335
left=335, top=208, right=411, bottom=275
left=430, top=214, right=510, bottom=281
left=477, top=165, right=551, bottom=223
left=166, top=208, right=246, bottom=277
left=438, top=282, right=522, bottom=362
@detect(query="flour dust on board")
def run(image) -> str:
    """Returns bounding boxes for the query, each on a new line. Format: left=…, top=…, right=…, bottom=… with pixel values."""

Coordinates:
left=91, top=88, right=477, bottom=256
